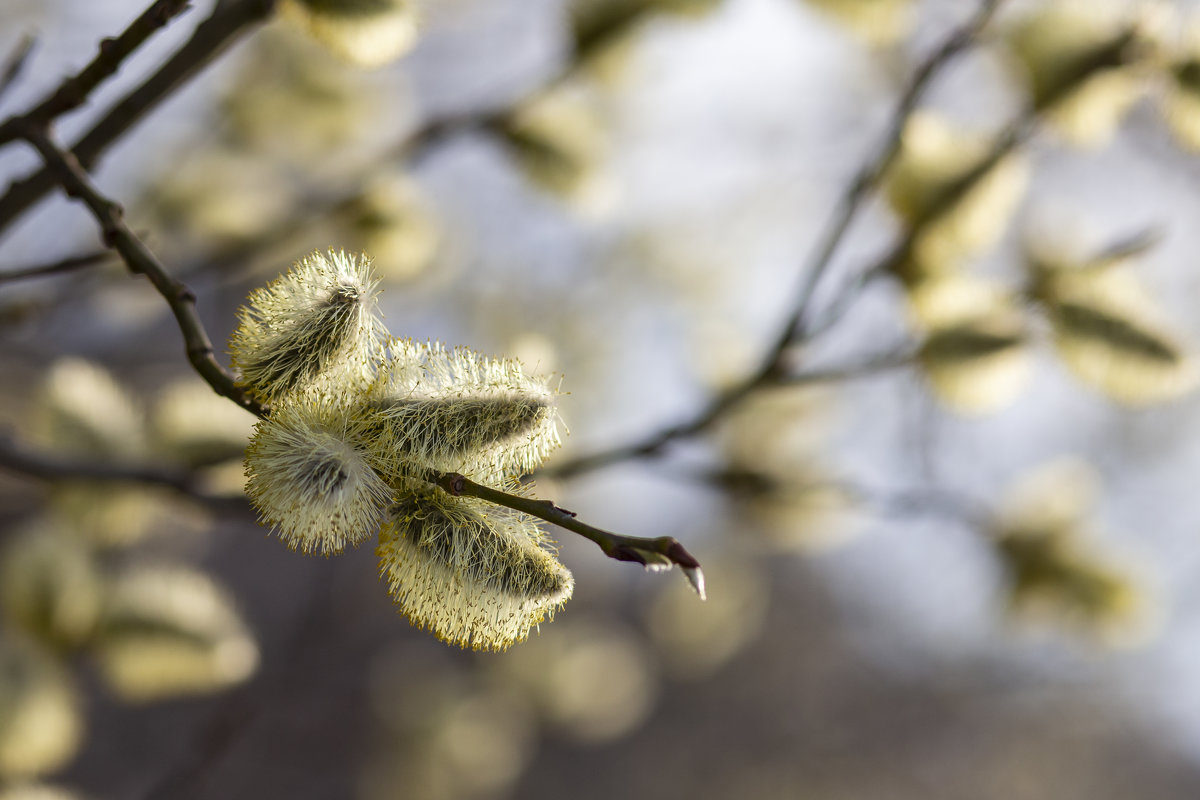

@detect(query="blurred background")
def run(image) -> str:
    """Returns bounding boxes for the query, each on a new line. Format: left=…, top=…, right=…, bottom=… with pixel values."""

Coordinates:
left=5, top=0, right=1200, bottom=797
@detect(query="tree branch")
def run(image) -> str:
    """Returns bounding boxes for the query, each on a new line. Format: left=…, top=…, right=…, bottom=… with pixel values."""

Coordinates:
left=431, top=471, right=706, bottom=598
left=16, top=121, right=265, bottom=416
left=0, top=0, right=193, bottom=147
left=0, top=428, right=244, bottom=510
left=0, top=0, right=277, bottom=238
left=0, top=249, right=116, bottom=282
left=0, top=34, right=36, bottom=107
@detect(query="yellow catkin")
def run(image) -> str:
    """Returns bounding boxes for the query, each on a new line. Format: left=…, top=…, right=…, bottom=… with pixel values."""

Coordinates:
left=230, top=250, right=385, bottom=405
left=366, top=339, right=562, bottom=485
left=245, top=396, right=393, bottom=554
left=377, top=482, right=573, bottom=651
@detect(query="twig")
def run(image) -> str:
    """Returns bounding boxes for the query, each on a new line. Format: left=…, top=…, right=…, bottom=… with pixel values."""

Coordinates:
left=16, top=121, right=265, bottom=416
left=0, top=0, right=278, bottom=238
left=0, top=34, right=36, bottom=106
left=0, top=0, right=193, bottom=147
left=0, top=428, right=244, bottom=510
left=546, top=0, right=1006, bottom=480
left=431, top=471, right=706, bottom=598
left=0, top=249, right=116, bottom=283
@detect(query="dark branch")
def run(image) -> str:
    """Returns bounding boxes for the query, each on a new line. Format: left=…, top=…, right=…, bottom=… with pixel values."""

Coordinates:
left=0, top=249, right=116, bottom=283
left=0, top=34, right=36, bottom=106
left=0, top=0, right=193, bottom=147
left=17, top=121, right=265, bottom=416
left=0, top=428, right=244, bottom=510
left=430, top=470, right=706, bottom=598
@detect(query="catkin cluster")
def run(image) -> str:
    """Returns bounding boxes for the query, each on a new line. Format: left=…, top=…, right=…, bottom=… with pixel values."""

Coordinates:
left=234, top=250, right=571, bottom=651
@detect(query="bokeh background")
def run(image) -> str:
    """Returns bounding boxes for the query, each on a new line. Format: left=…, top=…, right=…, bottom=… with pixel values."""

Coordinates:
left=6, top=0, right=1200, bottom=798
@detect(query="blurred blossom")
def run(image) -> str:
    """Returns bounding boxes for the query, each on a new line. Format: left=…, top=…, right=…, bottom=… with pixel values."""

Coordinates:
left=884, top=113, right=1028, bottom=283
left=221, top=26, right=389, bottom=160
left=500, top=82, right=610, bottom=203
left=150, top=378, right=256, bottom=467
left=92, top=566, right=259, bottom=702
left=32, top=359, right=145, bottom=460
left=1026, top=241, right=1197, bottom=406
left=136, top=150, right=292, bottom=247
left=991, top=459, right=1155, bottom=645
left=495, top=618, right=657, bottom=744
left=0, top=636, right=82, bottom=779
left=279, top=0, right=419, bottom=68
left=1161, top=26, right=1200, bottom=150
left=0, top=521, right=103, bottom=651
left=343, top=175, right=442, bottom=282
left=646, top=555, right=769, bottom=680
left=907, top=276, right=1031, bottom=416
left=1003, top=1, right=1152, bottom=148
left=365, top=649, right=536, bottom=800
left=800, top=0, right=915, bottom=46
left=44, top=484, right=170, bottom=549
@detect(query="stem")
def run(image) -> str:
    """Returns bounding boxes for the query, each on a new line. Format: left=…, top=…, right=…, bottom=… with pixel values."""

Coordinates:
left=430, top=471, right=706, bottom=598
left=0, top=249, right=116, bottom=282
left=17, top=122, right=265, bottom=416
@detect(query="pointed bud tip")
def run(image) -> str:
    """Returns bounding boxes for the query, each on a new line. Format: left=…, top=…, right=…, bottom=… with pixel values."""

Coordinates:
left=682, top=565, right=706, bottom=600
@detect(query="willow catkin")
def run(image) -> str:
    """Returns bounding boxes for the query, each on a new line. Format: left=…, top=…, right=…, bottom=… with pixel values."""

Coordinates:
left=230, top=250, right=385, bottom=405
left=245, top=397, right=392, bottom=554
left=366, top=339, right=561, bottom=485
left=378, top=481, right=573, bottom=651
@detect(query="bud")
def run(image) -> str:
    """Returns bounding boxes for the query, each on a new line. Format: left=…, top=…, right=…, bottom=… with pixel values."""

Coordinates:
left=230, top=249, right=385, bottom=404
left=377, top=483, right=573, bottom=651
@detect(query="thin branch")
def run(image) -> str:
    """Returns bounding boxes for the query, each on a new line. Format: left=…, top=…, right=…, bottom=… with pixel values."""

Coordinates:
left=0, top=249, right=116, bottom=283
left=778, top=0, right=1007, bottom=352
left=16, top=121, right=265, bottom=416
left=0, top=34, right=36, bottom=107
left=0, top=429, right=244, bottom=510
left=0, top=0, right=278, bottom=239
left=0, top=0, right=193, bottom=147
left=782, top=347, right=918, bottom=386
left=431, top=471, right=706, bottom=598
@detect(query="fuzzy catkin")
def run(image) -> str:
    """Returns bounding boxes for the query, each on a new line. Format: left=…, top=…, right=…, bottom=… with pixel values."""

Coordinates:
left=245, top=398, right=392, bottom=554
left=230, top=250, right=384, bottom=405
left=378, top=482, right=573, bottom=651
left=366, top=339, right=561, bottom=484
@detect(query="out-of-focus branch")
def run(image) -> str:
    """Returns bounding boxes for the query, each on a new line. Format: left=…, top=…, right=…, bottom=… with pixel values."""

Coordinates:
left=0, top=249, right=116, bottom=282
left=16, top=121, right=265, bottom=416
left=431, top=470, right=706, bottom=598
left=0, top=0, right=193, bottom=147
left=0, top=34, right=36, bottom=106
left=0, top=429, right=245, bottom=510
left=0, top=0, right=278, bottom=238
